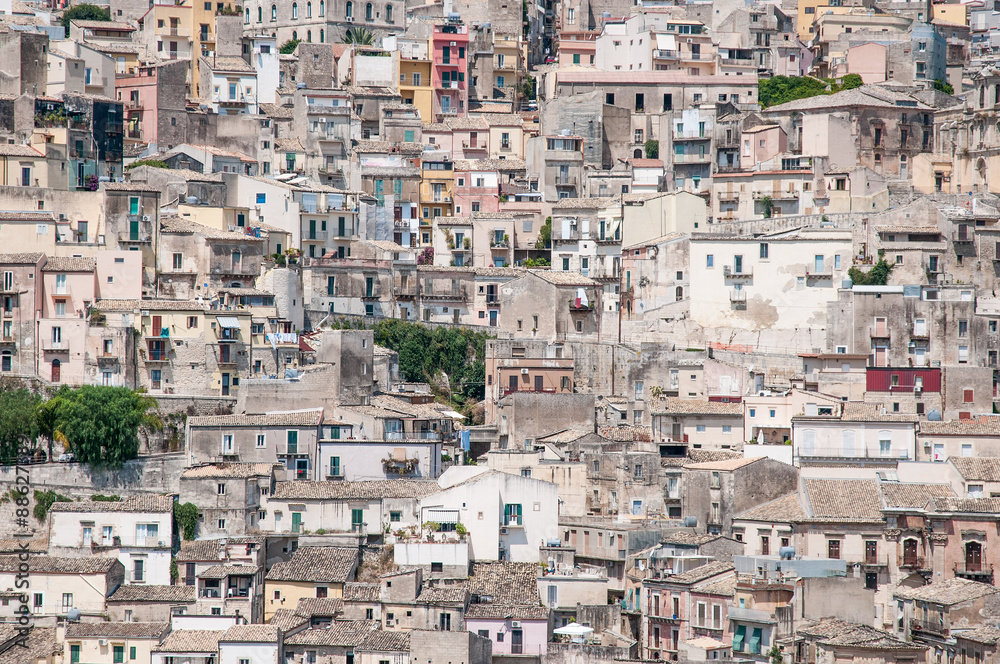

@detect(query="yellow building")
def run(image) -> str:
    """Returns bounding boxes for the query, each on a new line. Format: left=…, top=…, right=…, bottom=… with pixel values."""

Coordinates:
left=65, top=622, right=170, bottom=664
left=493, top=33, right=524, bottom=98
left=143, top=0, right=239, bottom=95
left=264, top=547, right=357, bottom=621
left=796, top=1, right=853, bottom=40
left=399, top=39, right=433, bottom=121
left=420, top=154, right=454, bottom=230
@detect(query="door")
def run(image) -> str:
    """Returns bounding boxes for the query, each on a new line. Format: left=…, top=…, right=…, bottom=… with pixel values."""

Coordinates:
left=130, top=217, right=140, bottom=241
left=508, top=374, right=518, bottom=394
left=352, top=508, right=364, bottom=532
left=221, top=373, right=230, bottom=396
left=511, top=629, right=523, bottom=654
left=51, top=359, right=60, bottom=383
left=296, top=458, right=308, bottom=480
left=366, top=277, right=374, bottom=297
left=903, top=538, right=918, bottom=566
left=967, top=541, right=983, bottom=572
left=291, top=512, right=302, bottom=534
left=866, top=540, right=878, bottom=564
left=734, top=255, right=743, bottom=274
left=489, top=310, right=498, bottom=327
left=309, top=219, right=317, bottom=240
left=534, top=375, right=543, bottom=392
left=70, top=645, right=80, bottom=664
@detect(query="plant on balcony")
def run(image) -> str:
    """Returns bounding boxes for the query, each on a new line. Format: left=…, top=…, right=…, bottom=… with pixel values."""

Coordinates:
left=644, top=139, right=659, bottom=159
left=271, top=252, right=287, bottom=267
left=499, top=194, right=508, bottom=202
left=342, top=26, right=375, bottom=45
left=848, top=258, right=893, bottom=286
left=417, top=247, right=434, bottom=265
left=125, top=159, right=169, bottom=171
left=217, top=3, right=242, bottom=15
left=444, top=229, right=454, bottom=249
left=88, top=307, right=106, bottom=326
left=383, top=456, right=420, bottom=475
left=759, top=195, right=773, bottom=218
left=649, top=385, right=664, bottom=398
left=503, top=234, right=510, bottom=245
left=422, top=521, right=442, bottom=532
left=463, top=237, right=471, bottom=249
left=284, top=247, right=302, bottom=264
left=85, top=174, right=100, bottom=191
left=535, top=216, right=552, bottom=249
left=768, top=645, right=783, bottom=664
left=455, top=522, right=468, bottom=537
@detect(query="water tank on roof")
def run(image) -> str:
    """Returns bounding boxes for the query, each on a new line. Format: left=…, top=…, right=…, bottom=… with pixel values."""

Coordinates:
left=67, top=607, right=82, bottom=622
left=185, top=196, right=199, bottom=205
left=602, top=11, right=611, bottom=17
left=683, top=516, right=698, bottom=528
left=448, top=12, right=461, bottom=21
left=927, top=409, right=942, bottom=421
left=546, top=539, right=562, bottom=547
left=779, top=546, right=796, bottom=560
left=297, top=83, right=307, bottom=89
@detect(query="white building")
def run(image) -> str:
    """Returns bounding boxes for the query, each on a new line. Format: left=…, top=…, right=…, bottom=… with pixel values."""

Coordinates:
left=317, top=439, right=442, bottom=481
left=217, top=625, right=280, bottom=664
left=791, top=402, right=918, bottom=465
left=688, top=228, right=852, bottom=331
left=419, top=468, right=559, bottom=562
left=48, top=495, right=175, bottom=586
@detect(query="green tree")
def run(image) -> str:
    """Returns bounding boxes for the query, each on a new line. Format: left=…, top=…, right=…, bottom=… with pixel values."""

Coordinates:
left=759, top=195, right=773, bottom=218
left=535, top=216, right=552, bottom=249
left=53, top=386, right=160, bottom=469
left=644, top=139, right=659, bottom=159
left=125, top=159, right=169, bottom=171
left=848, top=258, right=894, bottom=286
left=279, top=38, right=301, bottom=54
left=61, top=3, right=111, bottom=36
left=33, top=489, right=71, bottom=522
left=934, top=79, right=955, bottom=95
left=342, top=27, right=374, bottom=45
left=769, top=645, right=783, bottom=664
left=0, top=388, right=41, bottom=464
left=839, top=73, right=863, bottom=90
left=519, top=75, right=536, bottom=100
left=174, top=502, right=199, bottom=540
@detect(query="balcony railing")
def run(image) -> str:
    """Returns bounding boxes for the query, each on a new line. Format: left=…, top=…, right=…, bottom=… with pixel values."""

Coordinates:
left=723, top=266, right=753, bottom=279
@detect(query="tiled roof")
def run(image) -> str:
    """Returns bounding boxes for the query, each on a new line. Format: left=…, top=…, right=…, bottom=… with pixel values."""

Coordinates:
left=684, top=457, right=760, bottom=471
left=0, top=144, right=42, bottom=157
left=50, top=495, right=173, bottom=513
left=798, top=619, right=922, bottom=650
left=202, top=55, right=253, bottom=72
left=220, top=625, right=280, bottom=643
left=956, top=626, right=1000, bottom=645
left=176, top=539, right=224, bottom=561
left=839, top=402, right=919, bottom=423
left=343, top=582, right=381, bottom=602
left=108, top=584, right=195, bottom=603
left=270, top=608, right=309, bottom=631
left=695, top=576, right=738, bottom=597
left=283, top=620, right=378, bottom=646
left=929, top=497, right=1000, bottom=514
left=552, top=196, right=618, bottom=210
left=0, top=555, right=119, bottom=574
left=650, top=397, right=743, bottom=416
left=188, top=409, right=323, bottom=428
left=766, top=84, right=930, bottom=113
left=260, top=103, right=294, bottom=119
left=0, top=538, right=46, bottom=553
left=41, top=256, right=95, bottom=272
left=271, top=479, right=439, bottom=501
left=894, top=577, right=999, bottom=605
left=445, top=117, right=489, bottom=130
left=66, top=622, right=168, bottom=639
left=0, top=252, right=44, bottom=264
left=802, top=479, right=883, bottom=522
left=0, top=627, right=60, bottom=664
left=358, top=630, right=411, bottom=652
left=416, top=585, right=469, bottom=605
left=200, top=564, right=259, bottom=579
left=73, top=19, right=135, bottom=29
left=94, top=298, right=207, bottom=312
left=265, top=546, right=358, bottom=583
left=482, top=113, right=524, bottom=126
left=735, top=492, right=806, bottom=522
left=465, top=604, right=549, bottom=620
left=160, top=217, right=264, bottom=242
left=295, top=597, right=345, bottom=617
left=921, top=417, right=1000, bottom=436
left=153, top=630, right=224, bottom=653
left=181, top=463, right=279, bottom=479
left=0, top=211, right=54, bottom=222
left=879, top=482, right=955, bottom=510
left=665, top=561, right=734, bottom=585
left=463, top=562, right=540, bottom=605
left=661, top=533, right=723, bottom=547
left=528, top=269, right=598, bottom=286
left=598, top=425, right=653, bottom=442
left=949, top=457, right=1000, bottom=481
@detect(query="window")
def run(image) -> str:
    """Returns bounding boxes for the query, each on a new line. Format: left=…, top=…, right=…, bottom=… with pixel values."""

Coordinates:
left=760, top=243, right=769, bottom=259
left=62, top=593, right=73, bottom=610
left=706, top=254, right=714, bottom=267
left=256, top=434, right=266, bottom=448
left=390, top=511, right=401, bottom=522
left=828, top=539, right=841, bottom=559
left=113, top=645, right=124, bottom=664
left=965, top=389, right=974, bottom=403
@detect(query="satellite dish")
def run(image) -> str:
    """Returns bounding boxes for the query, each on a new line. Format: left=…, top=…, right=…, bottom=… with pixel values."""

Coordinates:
left=927, top=409, right=942, bottom=421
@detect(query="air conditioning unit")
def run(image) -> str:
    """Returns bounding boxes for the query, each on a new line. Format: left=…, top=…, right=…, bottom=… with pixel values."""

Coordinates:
left=511, top=621, right=522, bottom=628
left=99, top=639, right=108, bottom=646
left=500, top=527, right=509, bottom=535
left=141, top=310, right=150, bottom=317
left=450, top=41, right=457, bottom=46
left=142, top=215, right=151, bottom=222
left=521, top=368, right=529, bottom=374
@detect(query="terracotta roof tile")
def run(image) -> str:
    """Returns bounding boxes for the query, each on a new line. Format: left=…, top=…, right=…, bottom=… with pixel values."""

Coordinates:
left=283, top=620, right=378, bottom=646
left=271, top=480, right=439, bottom=501
left=188, top=410, right=323, bottom=428
left=50, top=495, right=173, bottom=513
left=802, top=479, right=883, bottom=522
left=879, top=482, right=955, bottom=510
left=465, top=604, right=548, bottom=620
left=894, top=577, right=999, bottom=605
left=265, top=546, right=358, bottom=584
left=153, top=630, right=224, bottom=653
left=108, top=585, right=196, bottom=603
left=220, top=625, right=280, bottom=643
left=66, top=622, right=168, bottom=639
left=0, top=555, right=119, bottom=574
left=949, top=457, right=1000, bottom=481
left=650, top=397, right=743, bottom=416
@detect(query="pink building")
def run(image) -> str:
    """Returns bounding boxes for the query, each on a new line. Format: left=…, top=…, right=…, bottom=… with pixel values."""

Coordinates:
left=432, top=19, right=469, bottom=120
left=741, top=124, right=787, bottom=167
left=558, top=32, right=598, bottom=67
left=115, top=60, right=186, bottom=147
left=0, top=252, right=44, bottom=376
left=39, top=257, right=97, bottom=385
left=465, top=605, right=549, bottom=655
left=454, top=161, right=500, bottom=216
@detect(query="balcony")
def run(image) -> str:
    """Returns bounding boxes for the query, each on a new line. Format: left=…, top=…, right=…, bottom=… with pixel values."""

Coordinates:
left=160, top=26, right=189, bottom=36
left=798, top=446, right=911, bottom=462
left=568, top=298, right=594, bottom=311
left=718, top=191, right=740, bottom=201
left=42, top=340, right=69, bottom=352
left=910, top=618, right=948, bottom=637
left=361, top=288, right=382, bottom=300
left=653, top=49, right=678, bottom=59
left=144, top=350, right=169, bottom=362
left=805, top=269, right=833, bottom=279
left=953, top=230, right=975, bottom=243
left=0, top=336, right=15, bottom=345
left=393, top=286, right=417, bottom=299
left=421, top=286, right=467, bottom=300
left=870, top=326, right=889, bottom=338
left=125, top=128, right=143, bottom=140
left=723, top=265, right=753, bottom=279
left=730, top=289, right=747, bottom=303
left=954, top=563, right=993, bottom=584
left=119, top=232, right=152, bottom=245
left=594, top=236, right=619, bottom=245
left=305, top=231, right=328, bottom=242
left=554, top=175, right=578, bottom=187
left=673, top=153, right=711, bottom=164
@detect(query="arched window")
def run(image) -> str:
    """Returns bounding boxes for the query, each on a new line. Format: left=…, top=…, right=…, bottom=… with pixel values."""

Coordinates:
left=51, top=359, right=60, bottom=383
left=306, top=2, right=311, bottom=17
left=307, top=29, right=312, bottom=42
left=257, top=6, right=262, bottom=21
left=319, top=29, right=324, bottom=42
left=345, top=0, right=352, bottom=18
left=633, top=148, right=642, bottom=158
left=291, top=2, right=297, bottom=18
left=386, top=3, right=392, bottom=22
left=365, top=2, right=372, bottom=20
left=244, top=7, right=249, bottom=22
left=675, top=286, right=683, bottom=301
left=319, top=0, right=324, bottom=15
left=292, top=30, right=297, bottom=40
left=270, top=3, right=276, bottom=20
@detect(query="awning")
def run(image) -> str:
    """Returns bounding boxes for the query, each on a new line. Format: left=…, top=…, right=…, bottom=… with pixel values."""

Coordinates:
left=655, top=34, right=677, bottom=51
left=427, top=509, right=459, bottom=523
left=732, top=625, right=746, bottom=652
left=748, top=628, right=762, bottom=654
left=441, top=409, right=465, bottom=420
left=217, top=316, right=241, bottom=329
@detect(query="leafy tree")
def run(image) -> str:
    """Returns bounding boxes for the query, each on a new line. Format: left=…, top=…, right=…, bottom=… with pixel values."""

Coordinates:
left=61, top=3, right=111, bottom=36
left=90, top=494, right=121, bottom=501
left=644, top=139, right=659, bottom=159
left=0, top=388, right=41, bottom=465
left=279, top=39, right=301, bottom=54
left=769, top=645, right=783, bottom=664
left=33, top=489, right=71, bottom=522
left=848, top=258, right=894, bottom=286
left=519, top=75, right=536, bottom=100
left=759, top=195, right=773, bottom=218
left=840, top=73, right=863, bottom=90
left=52, top=386, right=159, bottom=469
left=535, top=216, right=552, bottom=249
left=125, top=159, right=169, bottom=171
left=174, top=502, right=199, bottom=540
left=934, top=79, right=955, bottom=95
left=342, top=27, right=374, bottom=45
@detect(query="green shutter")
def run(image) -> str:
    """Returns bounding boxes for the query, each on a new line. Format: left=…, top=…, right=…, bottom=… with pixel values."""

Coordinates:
left=291, top=512, right=302, bottom=534
left=732, top=625, right=746, bottom=652
left=404, top=130, right=414, bottom=142
left=113, top=645, right=124, bottom=663
left=70, top=645, right=80, bottom=664
left=130, top=646, right=137, bottom=660
left=287, top=430, right=298, bottom=454
left=129, top=197, right=139, bottom=215
left=749, top=628, right=762, bottom=654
